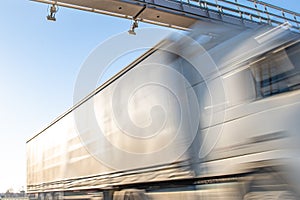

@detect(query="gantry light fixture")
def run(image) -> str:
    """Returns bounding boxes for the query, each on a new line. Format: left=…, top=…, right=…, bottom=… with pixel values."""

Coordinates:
left=128, top=20, right=139, bottom=35
left=47, top=3, right=58, bottom=21
left=127, top=6, right=146, bottom=35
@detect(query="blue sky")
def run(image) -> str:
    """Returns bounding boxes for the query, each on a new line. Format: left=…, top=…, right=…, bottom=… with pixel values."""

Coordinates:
left=0, top=0, right=299, bottom=192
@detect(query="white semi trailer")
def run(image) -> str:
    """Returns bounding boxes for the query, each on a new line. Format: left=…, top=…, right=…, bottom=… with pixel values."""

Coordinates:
left=27, top=24, right=300, bottom=200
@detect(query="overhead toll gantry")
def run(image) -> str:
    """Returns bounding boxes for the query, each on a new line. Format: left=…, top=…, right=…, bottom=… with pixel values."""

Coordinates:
left=31, top=0, right=300, bottom=32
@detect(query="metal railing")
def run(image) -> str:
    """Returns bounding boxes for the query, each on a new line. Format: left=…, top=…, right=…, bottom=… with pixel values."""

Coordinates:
left=179, top=0, right=300, bottom=31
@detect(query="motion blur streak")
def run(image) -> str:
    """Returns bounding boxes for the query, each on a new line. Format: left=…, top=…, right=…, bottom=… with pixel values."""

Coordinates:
left=27, top=22, right=300, bottom=200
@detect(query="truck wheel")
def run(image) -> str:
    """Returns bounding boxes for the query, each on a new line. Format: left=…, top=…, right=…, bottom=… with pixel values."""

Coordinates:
left=38, top=193, right=45, bottom=200
left=114, top=189, right=148, bottom=200
left=45, top=193, right=53, bottom=200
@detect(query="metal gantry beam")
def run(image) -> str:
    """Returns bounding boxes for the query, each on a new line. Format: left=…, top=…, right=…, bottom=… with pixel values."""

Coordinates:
left=31, top=0, right=300, bottom=32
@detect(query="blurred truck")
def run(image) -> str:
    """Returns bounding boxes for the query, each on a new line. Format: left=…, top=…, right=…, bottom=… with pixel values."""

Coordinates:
left=27, top=23, right=300, bottom=200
